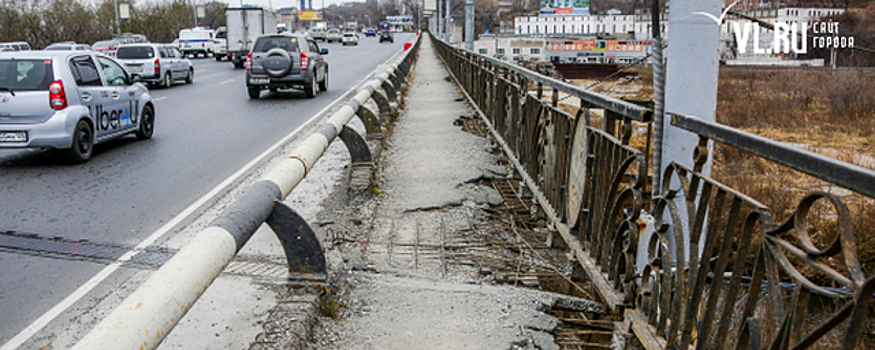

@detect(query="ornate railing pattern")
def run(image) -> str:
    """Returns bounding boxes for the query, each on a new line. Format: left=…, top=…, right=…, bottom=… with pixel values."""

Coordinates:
left=433, top=34, right=875, bottom=350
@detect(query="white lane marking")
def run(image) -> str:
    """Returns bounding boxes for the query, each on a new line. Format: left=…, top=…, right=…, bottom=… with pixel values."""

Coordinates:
left=0, top=66, right=379, bottom=350
left=155, top=97, right=167, bottom=101
left=219, top=79, right=235, bottom=85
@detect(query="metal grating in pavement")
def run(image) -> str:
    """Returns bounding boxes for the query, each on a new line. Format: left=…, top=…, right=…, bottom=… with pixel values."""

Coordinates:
left=0, top=231, right=292, bottom=280
left=0, top=230, right=175, bottom=269
left=223, top=260, right=290, bottom=280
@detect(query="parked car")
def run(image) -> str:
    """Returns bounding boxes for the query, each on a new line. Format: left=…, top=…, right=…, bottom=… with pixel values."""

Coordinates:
left=44, top=42, right=92, bottom=51
left=379, top=31, right=394, bottom=43
left=116, top=43, right=193, bottom=88
left=0, top=41, right=30, bottom=51
left=307, top=27, right=327, bottom=41
left=342, top=32, right=359, bottom=46
left=92, top=40, right=120, bottom=56
left=0, top=50, right=155, bottom=163
left=245, top=33, right=328, bottom=99
left=114, top=33, right=149, bottom=44
left=325, top=29, right=342, bottom=43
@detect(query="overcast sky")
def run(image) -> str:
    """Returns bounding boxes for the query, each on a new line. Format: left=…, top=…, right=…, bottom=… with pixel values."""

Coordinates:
left=215, top=0, right=365, bottom=10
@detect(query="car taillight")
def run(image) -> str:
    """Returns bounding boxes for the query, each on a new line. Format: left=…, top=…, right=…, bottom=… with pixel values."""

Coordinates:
left=49, top=80, right=67, bottom=110
left=300, top=52, right=308, bottom=72
left=246, top=52, right=252, bottom=72
left=154, top=58, right=160, bottom=73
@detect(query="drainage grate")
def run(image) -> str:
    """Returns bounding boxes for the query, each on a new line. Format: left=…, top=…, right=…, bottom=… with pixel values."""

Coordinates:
left=0, top=231, right=295, bottom=281
left=0, top=231, right=176, bottom=269
left=224, top=260, right=290, bottom=280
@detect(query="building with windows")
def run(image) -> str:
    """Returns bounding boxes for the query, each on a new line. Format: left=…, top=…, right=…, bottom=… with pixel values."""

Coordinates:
left=544, top=37, right=653, bottom=64
left=276, top=7, right=300, bottom=32
left=492, top=5, right=844, bottom=65
left=473, top=35, right=546, bottom=62
left=515, top=13, right=634, bottom=36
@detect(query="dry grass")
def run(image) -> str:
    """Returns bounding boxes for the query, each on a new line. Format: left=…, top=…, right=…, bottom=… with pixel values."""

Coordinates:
left=715, top=69, right=875, bottom=279
left=717, top=70, right=875, bottom=152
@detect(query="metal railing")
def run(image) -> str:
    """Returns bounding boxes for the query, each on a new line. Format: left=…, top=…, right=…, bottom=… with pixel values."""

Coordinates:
left=433, top=32, right=875, bottom=350
left=71, top=34, right=421, bottom=350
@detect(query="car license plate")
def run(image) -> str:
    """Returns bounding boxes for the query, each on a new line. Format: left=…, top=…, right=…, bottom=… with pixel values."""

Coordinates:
left=0, top=131, right=27, bottom=142
left=127, top=65, right=142, bottom=73
left=250, top=78, right=269, bottom=84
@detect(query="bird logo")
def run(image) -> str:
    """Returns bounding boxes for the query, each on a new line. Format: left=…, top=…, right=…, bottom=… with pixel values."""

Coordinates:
left=692, top=0, right=739, bottom=25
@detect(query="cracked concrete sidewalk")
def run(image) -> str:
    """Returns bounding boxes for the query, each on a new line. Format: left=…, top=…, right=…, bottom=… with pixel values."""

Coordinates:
left=311, top=35, right=603, bottom=350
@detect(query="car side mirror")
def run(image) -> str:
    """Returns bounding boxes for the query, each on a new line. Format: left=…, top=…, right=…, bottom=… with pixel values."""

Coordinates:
left=130, top=74, right=142, bottom=83
left=320, top=48, right=328, bottom=55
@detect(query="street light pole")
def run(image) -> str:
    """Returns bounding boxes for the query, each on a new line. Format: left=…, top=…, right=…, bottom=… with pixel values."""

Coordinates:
left=193, top=0, right=199, bottom=27
left=465, top=0, right=473, bottom=50
left=444, top=0, right=450, bottom=41
left=114, top=0, right=120, bottom=35
left=437, top=0, right=442, bottom=39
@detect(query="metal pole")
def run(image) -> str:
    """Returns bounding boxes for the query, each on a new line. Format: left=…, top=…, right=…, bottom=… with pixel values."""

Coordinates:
left=193, top=0, right=198, bottom=27
left=437, top=0, right=443, bottom=39
left=650, top=0, right=665, bottom=197
left=114, top=0, right=120, bottom=35
left=661, top=0, right=721, bottom=260
left=465, top=0, right=473, bottom=50
left=444, top=0, right=450, bottom=41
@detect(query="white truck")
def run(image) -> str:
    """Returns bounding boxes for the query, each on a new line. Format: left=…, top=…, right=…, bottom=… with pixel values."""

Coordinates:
left=225, top=7, right=278, bottom=68
left=178, top=27, right=216, bottom=58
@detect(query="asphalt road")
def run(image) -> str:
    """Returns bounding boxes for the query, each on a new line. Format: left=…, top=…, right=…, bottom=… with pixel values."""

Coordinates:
left=0, top=33, right=414, bottom=348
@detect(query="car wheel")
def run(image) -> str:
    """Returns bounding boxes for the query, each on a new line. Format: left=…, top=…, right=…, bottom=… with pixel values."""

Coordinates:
left=215, top=55, right=223, bottom=61
left=304, top=77, right=316, bottom=98
left=185, top=68, right=193, bottom=84
left=65, top=119, right=93, bottom=163
left=162, top=72, right=172, bottom=88
left=136, top=104, right=155, bottom=140
left=233, top=61, right=244, bottom=69
left=318, top=68, right=328, bottom=91
left=248, top=87, right=260, bottom=99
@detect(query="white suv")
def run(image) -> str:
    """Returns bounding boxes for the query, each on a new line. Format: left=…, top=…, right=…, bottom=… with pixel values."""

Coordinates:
left=116, top=44, right=193, bottom=88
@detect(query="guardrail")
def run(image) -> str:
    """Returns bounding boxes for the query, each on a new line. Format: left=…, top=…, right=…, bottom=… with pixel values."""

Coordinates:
left=71, top=33, right=421, bottom=350
left=432, top=32, right=875, bottom=350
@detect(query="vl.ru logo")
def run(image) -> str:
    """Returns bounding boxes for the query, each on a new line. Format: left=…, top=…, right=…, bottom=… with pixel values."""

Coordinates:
left=731, top=21, right=807, bottom=55
left=694, top=0, right=854, bottom=55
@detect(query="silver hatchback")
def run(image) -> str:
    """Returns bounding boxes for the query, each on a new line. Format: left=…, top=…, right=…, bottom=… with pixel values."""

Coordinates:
left=116, top=44, right=193, bottom=88
left=0, top=51, right=155, bottom=163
